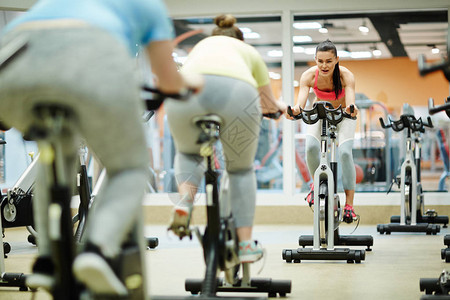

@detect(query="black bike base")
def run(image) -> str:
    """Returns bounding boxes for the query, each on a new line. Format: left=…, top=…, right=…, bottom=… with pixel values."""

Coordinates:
left=390, top=215, right=448, bottom=227
left=282, top=247, right=365, bottom=263
left=420, top=277, right=450, bottom=299
left=0, top=273, right=28, bottom=291
left=184, top=277, right=290, bottom=298
left=377, top=223, right=440, bottom=235
left=152, top=296, right=266, bottom=300
left=298, top=234, right=373, bottom=251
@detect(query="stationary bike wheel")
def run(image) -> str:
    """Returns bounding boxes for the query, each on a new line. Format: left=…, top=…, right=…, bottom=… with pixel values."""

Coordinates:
left=404, top=173, right=412, bottom=221
left=318, top=181, right=328, bottom=247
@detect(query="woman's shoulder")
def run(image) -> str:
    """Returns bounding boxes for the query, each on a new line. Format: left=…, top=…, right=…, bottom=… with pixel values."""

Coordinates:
left=301, top=66, right=317, bottom=79
left=338, top=65, right=353, bottom=76
left=300, top=66, right=317, bottom=85
left=339, top=66, right=355, bottom=85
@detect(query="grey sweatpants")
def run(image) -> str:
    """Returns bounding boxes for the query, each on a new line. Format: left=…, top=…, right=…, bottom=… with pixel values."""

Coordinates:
left=0, top=27, right=149, bottom=258
left=165, top=75, right=261, bottom=228
left=305, top=117, right=357, bottom=190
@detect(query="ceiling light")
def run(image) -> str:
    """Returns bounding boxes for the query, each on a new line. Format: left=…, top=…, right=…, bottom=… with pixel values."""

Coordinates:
left=293, top=35, right=312, bottom=43
left=337, top=50, right=351, bottom=58
left=293, top=22, right=322, bottom=29
left=359, top=20, right=369, bottom=34
left=431, top=45, right=440, bottom=54
left=244, top=32, right=261, bottom=39
left=304, top=48, right=316, bottom=55
left=267, top=50, right=283, bottom=57
left=293, top=46, right=305, bottom=53
left=269, top=72, right=281, bottom=80
left=239, top=27, right=252, bottom=33
left=370, top=44, right=382, bottom=57
left=372, top=49, right=382, bottom=56
left=238, top=27, right=260, bottom=39
left=351, top=51, right=372, bottom=59
left=319, top=27, right=328, bottom=34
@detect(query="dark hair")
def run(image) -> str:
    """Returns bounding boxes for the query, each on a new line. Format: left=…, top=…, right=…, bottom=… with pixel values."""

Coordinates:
left=211, top=14, right=244, bottom=41
left=316, top=39, right=342, bottom=100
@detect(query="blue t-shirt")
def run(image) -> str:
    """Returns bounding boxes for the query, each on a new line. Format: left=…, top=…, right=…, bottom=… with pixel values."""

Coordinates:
left=3, top=0, right=174, bottom=55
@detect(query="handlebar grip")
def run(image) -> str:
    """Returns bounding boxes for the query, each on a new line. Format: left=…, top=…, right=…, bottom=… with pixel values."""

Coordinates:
left=379, top=117, right=389, bottom=128
left=425, top=116, right=433, bottom=128
left=263, top=111, right=282, bottom=119
left=287, top=106, right=303, bottom=120
left=418, top=54, right=427, bottom=76
left=349, top=104, right=355, bottom=114
left=287, top=106, right=294, bottom=118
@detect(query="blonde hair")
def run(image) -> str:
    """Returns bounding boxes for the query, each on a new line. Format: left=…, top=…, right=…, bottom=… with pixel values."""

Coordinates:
left=211, top=14, right=244, bottom=41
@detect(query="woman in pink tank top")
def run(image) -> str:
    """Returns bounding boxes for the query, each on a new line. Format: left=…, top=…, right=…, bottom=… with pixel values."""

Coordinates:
left=287, top=39, right=359, bottom=223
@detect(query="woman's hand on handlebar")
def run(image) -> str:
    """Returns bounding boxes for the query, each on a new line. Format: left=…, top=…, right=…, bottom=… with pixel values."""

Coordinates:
left=261, top=99, right=287, bottom=120
left=345, top=104, right=358, bottom=118
left=285, top=105, right=301, bottom=120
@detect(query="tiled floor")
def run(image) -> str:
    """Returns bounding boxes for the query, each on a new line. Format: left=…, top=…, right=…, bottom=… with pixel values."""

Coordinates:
left=1, top=223, right=449, bottom=300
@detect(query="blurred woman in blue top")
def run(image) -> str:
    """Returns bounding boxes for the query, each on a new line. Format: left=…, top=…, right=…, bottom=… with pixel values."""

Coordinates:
left=0, top=0, right=202, bottom=295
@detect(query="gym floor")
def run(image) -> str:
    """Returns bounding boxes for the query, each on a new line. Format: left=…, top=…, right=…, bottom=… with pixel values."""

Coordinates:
left=1, top=222, right=448, bottom=300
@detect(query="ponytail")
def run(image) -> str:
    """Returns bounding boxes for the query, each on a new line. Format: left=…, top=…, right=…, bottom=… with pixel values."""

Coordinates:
left=332, top=62, right=342, bottom=100
left=316, top=39, right=342, bottom=100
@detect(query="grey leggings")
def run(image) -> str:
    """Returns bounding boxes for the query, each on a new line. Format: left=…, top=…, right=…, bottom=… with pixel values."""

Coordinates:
left=0, top=27, right=149, bottom=258
left=165, top=75, right=261, bottom=228
left=305, top=118, right=357, bottom=190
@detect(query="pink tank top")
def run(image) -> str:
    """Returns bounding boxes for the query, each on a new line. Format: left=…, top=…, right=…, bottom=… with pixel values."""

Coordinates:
left=312, top=69, right=345, bottom=100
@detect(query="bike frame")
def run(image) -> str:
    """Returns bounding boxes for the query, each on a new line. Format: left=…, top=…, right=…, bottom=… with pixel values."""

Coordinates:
left=313, top=119, right=339, bottom=251
left=400, top=127, right=418, bottom=225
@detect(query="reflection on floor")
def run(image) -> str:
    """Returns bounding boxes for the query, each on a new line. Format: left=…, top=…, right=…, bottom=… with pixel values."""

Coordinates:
left=2, top=223, right=449, bottom=300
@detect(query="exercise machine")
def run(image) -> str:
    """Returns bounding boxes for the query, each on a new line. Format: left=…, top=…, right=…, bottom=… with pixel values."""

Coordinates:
left=377, top=113, right=444, bottom=234
left=429, top=98, right=450, bottom=262
left=154, top=112, right=291, bottom=300
left=18, top=85, right=185, bottom=299
left=416, top=53, right=450, bottom=300
left=0, top=138, right=28, bottom=291
left=283, top=102, right=372, bottom=264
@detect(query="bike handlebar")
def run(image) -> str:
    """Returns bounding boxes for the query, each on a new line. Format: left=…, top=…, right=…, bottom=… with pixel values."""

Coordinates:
left=141, top=85, right=193, bottom=111
left=428, top=97, right=450, bottom=118
left=418, top=54, right=450, bottom=77
left=379, top=114, right=433, bottom=133
left=262, top=111, right=282, bottom=120
left=287, top=101, right=356, bottom=126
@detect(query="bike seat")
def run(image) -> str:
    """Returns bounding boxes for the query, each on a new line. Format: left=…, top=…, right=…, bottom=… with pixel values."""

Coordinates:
left=24, top=103, right=75, bottom=140
left=193, top=114, right=223, bottom=145
left=193, top=114, right=223, bottom=127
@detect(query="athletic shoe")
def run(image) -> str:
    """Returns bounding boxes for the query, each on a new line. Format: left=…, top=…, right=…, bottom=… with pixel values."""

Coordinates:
left=343, top=204, right=357, bottom=224
left=26, top=256, right=54, bottom=291
left=238, top=240, right=264, bottom=263
left=73, top=243, right=127, bottom=296
left=305, top=183, right=314, bottom=207
left=168, top=207, right=192, bottom=239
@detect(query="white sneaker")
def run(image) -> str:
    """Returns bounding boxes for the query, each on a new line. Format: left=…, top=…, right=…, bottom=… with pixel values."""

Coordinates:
left=73, top=252, right=127, bottom=296
left=238, top=240, right=264, bottom=263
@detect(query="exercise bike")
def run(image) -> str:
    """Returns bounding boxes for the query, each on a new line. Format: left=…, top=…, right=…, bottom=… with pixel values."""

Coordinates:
left=154, top=112, right=291, bottom=300
left=0, top=138, right=29, bottom=292
left=282, top=102, right=372, bottom=264
left=430, top=98, right=450, bottom=262
left=14, top=85, right=187, bottom=300
left=376, top=113, right=443, bottom=235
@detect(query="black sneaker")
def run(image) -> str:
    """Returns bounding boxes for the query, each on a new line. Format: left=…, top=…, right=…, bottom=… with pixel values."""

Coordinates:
left=26, top=256, right=55, bottom=291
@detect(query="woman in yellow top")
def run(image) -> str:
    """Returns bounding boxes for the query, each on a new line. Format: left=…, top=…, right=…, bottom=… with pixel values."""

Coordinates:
left=166, top=14, right=286, bottom=263
left=288, top=39, right=359, bottom=223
